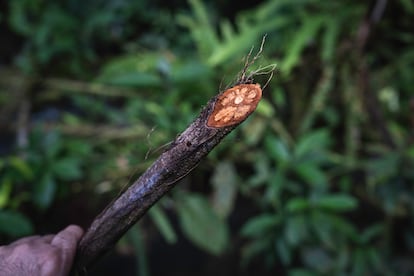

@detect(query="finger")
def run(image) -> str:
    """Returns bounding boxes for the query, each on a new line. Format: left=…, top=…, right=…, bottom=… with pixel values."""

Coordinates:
left=35, top=234, right=55, bottom=244
left=10, top=234, right=55, bottom=247
left=8, top=235, right=42, bottom=246
left=53, top=225, right=84, bottom=246
left=50, top=225, right=84, bottom=275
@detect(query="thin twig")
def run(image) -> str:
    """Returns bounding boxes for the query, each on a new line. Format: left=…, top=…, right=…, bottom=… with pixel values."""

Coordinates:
left=237, top=35, right=268, bottom=84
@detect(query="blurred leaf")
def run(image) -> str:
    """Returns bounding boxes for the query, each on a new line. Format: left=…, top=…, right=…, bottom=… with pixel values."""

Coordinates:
left=295, top=163, right=327, bottom=188
left=366, top=153, right=400, bottom=185
left=351, top=248, right=370, bottom=275
left=256, top=98, right=275, bottom=118
left=149, top=204, right=177, bottom=244
left=241, top=213, right=281, bottom=237
left=301, top=247, right=333, bottom=273
left=281, top=16, right=324, bottom=74
left=310, top=210, right=357, bottom=247
left=286, top=197, right=310, bottom=212
left=0, top=178, right=12, bottom=208
left=366, top=247, right=382, bottom=272
left=177, top=0, right=219, bottom=60
left=247, top=156, right=271, bottom=187
left=52, top=157, right=82, bottom=181
left=176, top=193, right=229, bottom=255
left=315, top=194, right=358, bottom=212
left=9, top=157, right=34, bottom=180
left=241, top=238, right=271, bottom=267
left=294, top=129, right=330, bottom=159
left=359, top=224, right=384, bottom=244
left=62, top=113, right=82, bottom=125
left=66, top=140, right=92, bottom=156
left=242, top=117, right=267, bottom=146
left=97, top=52, right=163, bottom=88
left=0, top=210, right=33, bottom=237
left=171, top=60, right=212, bottom=83
left=42, top=130, right=62, bottom=159
left=285, top=215, right=307, bottom=246
left=276, top=238, right=292, bottom=265
left=265, top=170, right=286, bottom=204
left=288, top=269, right=317, bottom=276
left=310, top=210, right=334, bottom=247
left=399, top=0, right=414, bottom=12
left=265, top=135, right=290, bottom=164
left=126, top=226, right=150, bottom=276
left=321, top=18, right=340, bottom=62
left=33, top=173, right=56, bottom=209
left=102, top=72, right=161, bottom=87
left=211, top=161, right=238, bottom=218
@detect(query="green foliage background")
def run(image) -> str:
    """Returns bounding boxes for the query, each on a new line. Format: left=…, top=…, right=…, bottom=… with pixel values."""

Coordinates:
left=1, top=0, right=414, bottom=275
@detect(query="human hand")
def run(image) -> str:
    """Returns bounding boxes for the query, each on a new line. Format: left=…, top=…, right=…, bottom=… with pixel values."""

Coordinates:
left=0, top=225, right=83, bottom=276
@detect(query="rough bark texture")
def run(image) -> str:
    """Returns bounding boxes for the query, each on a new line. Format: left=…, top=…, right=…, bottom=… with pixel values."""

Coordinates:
left=73, top=82, right=262, bottom=273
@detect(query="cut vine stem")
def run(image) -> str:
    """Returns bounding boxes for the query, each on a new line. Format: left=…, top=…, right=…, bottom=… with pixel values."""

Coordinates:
left=72, top=42, right=271, bottom=274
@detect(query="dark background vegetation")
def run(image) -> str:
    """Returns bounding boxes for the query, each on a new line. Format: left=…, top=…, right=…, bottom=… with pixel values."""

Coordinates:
left=1, top=0, right=414, bottom=275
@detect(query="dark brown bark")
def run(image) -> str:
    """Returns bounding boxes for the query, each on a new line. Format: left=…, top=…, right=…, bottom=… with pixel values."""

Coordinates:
left=72, top=82, right=263, bottom=273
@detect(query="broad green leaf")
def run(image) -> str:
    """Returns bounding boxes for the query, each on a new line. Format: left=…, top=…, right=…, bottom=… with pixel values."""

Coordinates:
left=149, top=205, right=177, bottom=244
left=286, top=197, right=309, bottom=212
left=359, top=224, right=383, bottom=244
left=265, top=135, right=290, bottom=163
left=256, top=98, right=275, bottom=118
left=211, top=161, right=237, bottom=218
left=295, top=163, right=327, bottom=188
left=66, top=140, right=92, bottom=156
left=171, top=60, right=212, bottom=83
left=62, top=112, right=81, bottom=125
left=97, top=53, right=158, bottom=78
left=52, top=157, right=82, bottom=181
left=241, top=213, right=281, bottom=237
left=351, top=248, right=366, bottom=275
left=310, top=210, right=334, bottom=248
left=366, top=248, right=382, bottom=271
left=242, top=116, right=267, bottom=146
left=176, top=193, right=229, bottom=255
left=9, top=157, right=34, bottom=180
left=316, top=194, right=358, bottom=212
left=102, top=72, right=161, bottom=87
left=241, top=238, right=271, bottom=267
left=365, top=153, right=399, bottom=185
left=265, top=170, right=286, bottom=204
left=294, top=129, right=330, bottom=159
left=0, top=210, right=33, bottom=237
left=301, top=247, right=333, bottom=273
left=42, top=131, right=62, bottom=159
left=276, top=238, right=292, bottom=265
left=0, top=178, right=12, bottom=208
left=247, top=156, right=270, bottom=187
left=310, top=210, right=357, bottom=246
left=33, top=174, right=56, bottom=209
left=326, top=212, right=358, bottom=239
left=285, top=215, right=307, bottom=246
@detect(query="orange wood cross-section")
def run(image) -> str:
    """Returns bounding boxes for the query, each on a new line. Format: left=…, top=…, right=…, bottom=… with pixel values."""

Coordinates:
left=207, top=83, right=262, bottom=128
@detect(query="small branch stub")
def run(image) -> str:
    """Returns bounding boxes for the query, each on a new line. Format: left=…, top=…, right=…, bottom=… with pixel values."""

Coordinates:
left=207, top=83, right=262, bottom=128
